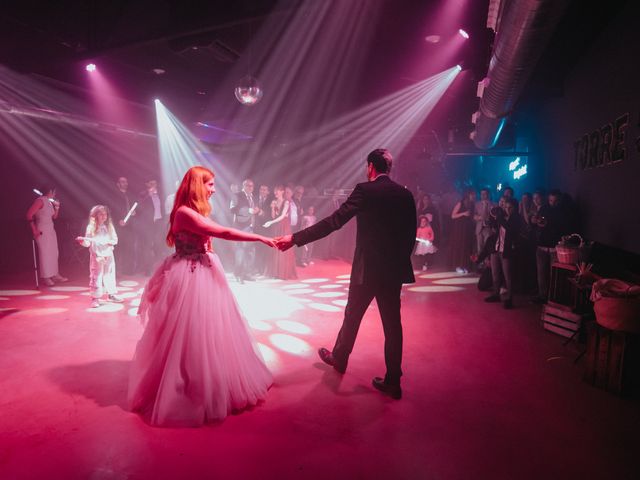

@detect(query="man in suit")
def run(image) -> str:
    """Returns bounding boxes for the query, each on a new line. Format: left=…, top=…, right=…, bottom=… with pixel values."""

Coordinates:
left=484, top=197, right=521, bottom=309
left=230, top=178, right=257, bottom=283
left=253, top=184, right=272, bottom=275
left=276, top=149, right=417, bottom=399
left=111, top=176, right=136, bottom=274
left=137, top=179, right=164, bottom=275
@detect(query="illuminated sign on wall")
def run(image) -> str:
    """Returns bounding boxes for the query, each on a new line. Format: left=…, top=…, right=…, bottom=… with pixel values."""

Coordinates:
left=508, top=156, right=528, bottom=180
left=513, top=165, right=527, bottom=179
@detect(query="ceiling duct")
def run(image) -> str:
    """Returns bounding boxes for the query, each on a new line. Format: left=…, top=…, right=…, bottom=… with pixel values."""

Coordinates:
left=473, top=0, right=570, bottom=149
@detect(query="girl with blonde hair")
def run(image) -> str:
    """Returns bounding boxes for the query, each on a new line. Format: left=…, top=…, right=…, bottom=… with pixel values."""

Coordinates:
left=76, top=205, right=123, bottom=308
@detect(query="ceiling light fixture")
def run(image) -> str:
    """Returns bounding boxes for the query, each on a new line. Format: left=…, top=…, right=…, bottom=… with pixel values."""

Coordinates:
left=235, top=22, right=263, bottom=106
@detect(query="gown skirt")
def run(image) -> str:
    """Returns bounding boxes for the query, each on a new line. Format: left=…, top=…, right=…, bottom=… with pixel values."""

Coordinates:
left=128, top=248, right=273, bottom=427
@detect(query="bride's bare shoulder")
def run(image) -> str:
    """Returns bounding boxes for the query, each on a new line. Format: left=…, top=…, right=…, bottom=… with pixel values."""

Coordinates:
left=175, top=206, right=197, bottom=217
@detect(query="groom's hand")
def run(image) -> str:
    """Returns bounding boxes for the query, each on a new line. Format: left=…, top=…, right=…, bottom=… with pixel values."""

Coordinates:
left=275, top=234, right=294, bottom=251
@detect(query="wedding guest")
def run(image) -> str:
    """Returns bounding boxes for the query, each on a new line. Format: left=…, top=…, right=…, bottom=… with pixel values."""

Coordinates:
left=448, top=189, right=476, bottom=274
left=299, top=205, right=317, bottom=266
left=26, top=185, right=67, bottom=286
left=111, top=176, right=136, bottom=274
left=416, top=192, right=440, bottom=247
left=484, top=197, right=521, bottom=309
left=253, top=184, right=272, bottom=275
left=76, top=205, right=124, bottom=308
left=137, top=179, right=165, bottom=275
left=531, top=190, right=572, bottom=304
left=230, top=178, right=257, bottom=283
left=263, top=185, right=297, bottom=279
left=473, top=188, right=494, bottom=254
left=414, top=215, right=437, bottom=271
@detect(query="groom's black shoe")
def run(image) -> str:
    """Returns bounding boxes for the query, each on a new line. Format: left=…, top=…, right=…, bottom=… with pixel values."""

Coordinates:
left=318, top=347, right=346, bottom=374
left=372, top=377, right=402, bottom=400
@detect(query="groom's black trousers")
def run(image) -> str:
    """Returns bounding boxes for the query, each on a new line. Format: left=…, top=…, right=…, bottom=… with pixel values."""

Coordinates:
left=332, top=279, right=403, bottom=385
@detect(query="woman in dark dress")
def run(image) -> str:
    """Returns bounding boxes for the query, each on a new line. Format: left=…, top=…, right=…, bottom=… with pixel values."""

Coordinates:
left=263, top=185, right=297, bottom=279
left=448, top=189, right=476, bottom=273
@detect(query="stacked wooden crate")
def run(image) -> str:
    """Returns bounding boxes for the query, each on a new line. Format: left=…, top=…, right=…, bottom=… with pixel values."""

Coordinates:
left=583, top=322, right=640, bottom=396
left=542, top=262, right=593, bottom=338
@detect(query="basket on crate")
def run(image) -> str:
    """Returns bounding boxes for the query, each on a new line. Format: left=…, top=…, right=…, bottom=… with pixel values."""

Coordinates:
left=556, top=234, right=591, bottom=265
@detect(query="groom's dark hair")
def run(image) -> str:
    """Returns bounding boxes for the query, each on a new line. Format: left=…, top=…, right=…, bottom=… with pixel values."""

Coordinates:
left=367, top=149, right=392, bottom=174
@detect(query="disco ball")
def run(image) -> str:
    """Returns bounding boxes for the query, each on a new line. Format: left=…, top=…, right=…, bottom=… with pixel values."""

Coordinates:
left=234, top=75, right=263, bottom=106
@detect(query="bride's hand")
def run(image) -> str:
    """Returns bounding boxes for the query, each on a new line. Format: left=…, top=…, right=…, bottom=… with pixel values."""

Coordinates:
left=262, top=236, right=277, bottom=248
left=263, top=221, right=272, bottom=228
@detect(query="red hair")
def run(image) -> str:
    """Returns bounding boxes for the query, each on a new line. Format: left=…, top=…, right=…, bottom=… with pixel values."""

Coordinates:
left=166, top=166, right=215, bottom=246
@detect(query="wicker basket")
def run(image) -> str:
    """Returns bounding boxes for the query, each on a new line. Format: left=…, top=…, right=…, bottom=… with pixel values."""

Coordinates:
left=556, top=234, right=590, bottom=265
left=556, top=245, right=580, bottom=264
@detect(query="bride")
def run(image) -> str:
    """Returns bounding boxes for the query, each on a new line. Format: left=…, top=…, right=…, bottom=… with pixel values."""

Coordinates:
left=128, top=166, right=275, bottom=427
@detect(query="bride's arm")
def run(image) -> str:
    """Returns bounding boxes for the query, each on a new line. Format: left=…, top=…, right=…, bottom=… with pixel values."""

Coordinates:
left=175, top=206, right=274, bottom=245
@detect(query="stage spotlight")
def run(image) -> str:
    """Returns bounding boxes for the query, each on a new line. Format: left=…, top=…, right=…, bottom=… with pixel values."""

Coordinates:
left=456, top=64, right=463, bottom=72
left=458, top=29, right=469, bottom=39
left=85, top=63, right=96, bottom=72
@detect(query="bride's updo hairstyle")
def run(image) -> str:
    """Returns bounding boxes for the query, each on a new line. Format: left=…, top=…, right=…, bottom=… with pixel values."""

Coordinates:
left=166, top=166, right=215, bottom=246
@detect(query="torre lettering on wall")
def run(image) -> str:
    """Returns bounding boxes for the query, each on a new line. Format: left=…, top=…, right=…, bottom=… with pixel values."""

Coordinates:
left=573, top=112, right=640, bottom=171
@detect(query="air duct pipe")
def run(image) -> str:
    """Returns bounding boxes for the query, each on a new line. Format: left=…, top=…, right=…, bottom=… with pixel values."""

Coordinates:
left=473, top=0, right=570, bottom=149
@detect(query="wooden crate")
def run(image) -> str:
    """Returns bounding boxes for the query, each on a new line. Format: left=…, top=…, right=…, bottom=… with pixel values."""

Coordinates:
left=541, top=303, right=587, bottom=338
left=583, top=323, right=640, bottom=397
left=548, top=262, right=592, bottom=312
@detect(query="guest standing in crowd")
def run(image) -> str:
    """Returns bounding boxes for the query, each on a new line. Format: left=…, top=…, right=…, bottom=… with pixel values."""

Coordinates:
left=484, top=198, right=521, bottom=309
left=253, top=184, right=272, bottom=275
left=230, top=179, right=257, bottom=283
left=138, top=179, right=164, bottom=275
left=531, top=190, right=572, bottom=304
left=448, top=189, right=476, bottom=274
left=474, top=188, right=494, bottom=255
left=299, top=205, right=317, bottom=267
left=516, top=191, right=538, bottom=293
left=292, top=185, right=306, bottom=266
left=111, top=176, right=136, bottom=274
left=502, top=186, right=515, bottom=200
left=26, top=185, right=67, bottom=286
left=264, top=185, right=297, bottom=279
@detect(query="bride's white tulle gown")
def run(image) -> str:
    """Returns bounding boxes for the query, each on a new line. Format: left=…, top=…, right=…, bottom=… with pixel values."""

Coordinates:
left=128, top=230, right=273, bottom=427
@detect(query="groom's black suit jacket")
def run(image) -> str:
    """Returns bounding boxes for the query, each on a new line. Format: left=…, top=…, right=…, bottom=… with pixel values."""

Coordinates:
left=292, top=175, right=417, bottom=286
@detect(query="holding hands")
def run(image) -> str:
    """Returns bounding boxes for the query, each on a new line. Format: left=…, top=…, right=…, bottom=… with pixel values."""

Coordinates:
left=274, top=235, right=295, bottom=252
left=260, top=236, right=278, bottom=249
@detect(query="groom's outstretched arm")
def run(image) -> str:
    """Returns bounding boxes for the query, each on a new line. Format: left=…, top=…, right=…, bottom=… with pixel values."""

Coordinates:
left=292, top=184, right=364, bottom=247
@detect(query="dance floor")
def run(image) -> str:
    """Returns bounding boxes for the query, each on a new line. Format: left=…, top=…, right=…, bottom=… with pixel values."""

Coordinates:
left=0, top=259, right=638, bottom=479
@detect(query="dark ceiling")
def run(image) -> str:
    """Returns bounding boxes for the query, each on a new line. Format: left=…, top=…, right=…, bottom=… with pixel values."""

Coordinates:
left=0, top=0, right=632, bottom=141
left=0, top=1, right=490, bottom=119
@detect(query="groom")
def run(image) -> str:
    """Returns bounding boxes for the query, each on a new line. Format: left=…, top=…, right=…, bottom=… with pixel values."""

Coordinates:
left=276, top=149, right=417, bottom=399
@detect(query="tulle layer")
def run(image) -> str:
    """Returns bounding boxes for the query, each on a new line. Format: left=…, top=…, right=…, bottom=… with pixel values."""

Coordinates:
left=128, top=252, right=273, bottom=427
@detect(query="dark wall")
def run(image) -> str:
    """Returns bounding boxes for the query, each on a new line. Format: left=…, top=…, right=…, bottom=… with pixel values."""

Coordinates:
left=531, top=1, right=640, bottom=254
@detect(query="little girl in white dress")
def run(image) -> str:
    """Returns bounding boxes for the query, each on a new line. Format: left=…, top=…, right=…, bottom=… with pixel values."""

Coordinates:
left=76, top=205, right=124, bottom=308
